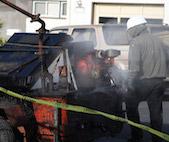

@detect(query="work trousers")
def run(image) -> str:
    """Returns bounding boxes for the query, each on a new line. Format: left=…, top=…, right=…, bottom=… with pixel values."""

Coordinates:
left=126, top=78, right=165, bottom=142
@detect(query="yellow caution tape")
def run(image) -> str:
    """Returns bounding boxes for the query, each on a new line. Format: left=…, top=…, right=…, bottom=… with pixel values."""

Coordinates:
left=0, top=86, right=169, bottom=141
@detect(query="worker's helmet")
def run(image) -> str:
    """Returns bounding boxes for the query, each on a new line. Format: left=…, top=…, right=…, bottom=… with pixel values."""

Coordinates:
left=127, top=16, right=147, bottom=30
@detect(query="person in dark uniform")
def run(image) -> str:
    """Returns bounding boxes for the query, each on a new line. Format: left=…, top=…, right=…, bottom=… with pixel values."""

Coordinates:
left=126, top=16, right=167, bottom=142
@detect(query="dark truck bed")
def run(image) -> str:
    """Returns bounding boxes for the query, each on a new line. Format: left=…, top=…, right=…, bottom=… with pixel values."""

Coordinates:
left=0, top=33, right=71, bottom=90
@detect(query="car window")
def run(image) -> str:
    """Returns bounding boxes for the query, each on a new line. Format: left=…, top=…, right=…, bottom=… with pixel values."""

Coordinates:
left=72, top=28, right=97, bottom=47
left=103, top=25, right=129, bottom=45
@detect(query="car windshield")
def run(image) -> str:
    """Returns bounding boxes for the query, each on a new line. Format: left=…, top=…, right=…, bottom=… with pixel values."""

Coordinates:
left=102, top=25, right=129, bottom=45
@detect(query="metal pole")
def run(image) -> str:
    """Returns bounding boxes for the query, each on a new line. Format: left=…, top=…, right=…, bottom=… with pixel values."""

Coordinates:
left=65, top=49, right=78, bottom=90
left=54, top=108, right=59, bottom=142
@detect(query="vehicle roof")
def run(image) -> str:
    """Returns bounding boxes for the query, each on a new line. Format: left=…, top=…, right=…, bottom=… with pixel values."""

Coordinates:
left=50, top=24, right=169, bottom=33
left=50, top=24, right=126, bottom=31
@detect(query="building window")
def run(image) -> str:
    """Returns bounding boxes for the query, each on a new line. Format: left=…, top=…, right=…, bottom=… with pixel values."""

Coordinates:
left=33, top=0, right=67, bottom=18
left=120, top=18, right=162, bottom=24
left=120, top=18, right=129, bottom=24
left=61, top=2, right=67, bottom=17
left=99, top=17, right=118, bottom=24
left=146, top=18, right=163, bottom=24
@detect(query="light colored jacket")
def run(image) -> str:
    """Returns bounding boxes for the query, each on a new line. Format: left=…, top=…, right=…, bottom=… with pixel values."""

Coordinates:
left=128, top=24, right=167, bottom=80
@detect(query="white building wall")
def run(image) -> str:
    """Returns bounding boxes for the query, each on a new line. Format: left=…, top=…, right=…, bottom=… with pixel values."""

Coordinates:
left=69, top=0, right=167, bottom=25
left=92, top=0, right=164, bottom=4
left=26, top=0, right=169, bottom=33
left=69, top=0, right=92, bottom=25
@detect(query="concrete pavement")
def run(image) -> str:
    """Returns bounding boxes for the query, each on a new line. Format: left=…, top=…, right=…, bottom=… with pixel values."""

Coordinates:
left=94, top=101, right=169, bottom=142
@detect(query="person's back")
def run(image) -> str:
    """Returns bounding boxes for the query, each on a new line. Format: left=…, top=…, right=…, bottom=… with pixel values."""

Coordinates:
left=126, top=16, right=167, bottom=142
left=130, top=29, right=167, bottom=79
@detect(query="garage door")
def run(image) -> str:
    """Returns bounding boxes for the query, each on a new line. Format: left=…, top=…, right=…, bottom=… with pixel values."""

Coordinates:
left=93, top=3, right=164, bottom=24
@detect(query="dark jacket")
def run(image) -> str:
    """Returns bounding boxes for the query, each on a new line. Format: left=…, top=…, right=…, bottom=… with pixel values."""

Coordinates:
left=128, top=24, right=167, bottom=82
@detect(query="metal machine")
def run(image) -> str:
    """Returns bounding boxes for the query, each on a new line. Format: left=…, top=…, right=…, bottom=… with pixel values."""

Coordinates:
left=0, top=0, right=125, bottom=142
